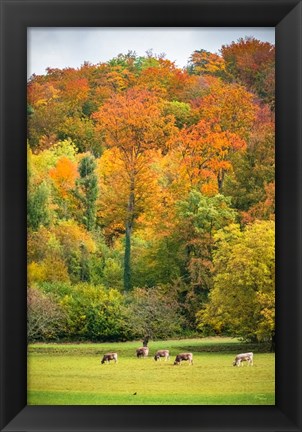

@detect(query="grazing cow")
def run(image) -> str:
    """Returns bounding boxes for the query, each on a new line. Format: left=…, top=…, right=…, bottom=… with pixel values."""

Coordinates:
left=174, top=353, right=193, bottom=365
left=233, top=352, right=253, bottom=366
left=154, top=350, right=170, bottom=361
left=101, top=352, right=118, bottom=364
left=136, top=347, right=149, bottom=358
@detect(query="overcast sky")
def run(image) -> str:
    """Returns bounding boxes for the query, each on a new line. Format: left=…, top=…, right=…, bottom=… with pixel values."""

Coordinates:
left=27, top=27, right=275, bottom=78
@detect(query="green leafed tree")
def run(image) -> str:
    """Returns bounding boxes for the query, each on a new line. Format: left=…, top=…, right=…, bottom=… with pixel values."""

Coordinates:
left=27, top=181, right=52, bottom=230
left=75, top=154, right=98, bottom=231
left=60, top=284, right=130, bottom=341
left=176, top=190, right=236, bottom=289
left=196, top=220, right=275, bottom=342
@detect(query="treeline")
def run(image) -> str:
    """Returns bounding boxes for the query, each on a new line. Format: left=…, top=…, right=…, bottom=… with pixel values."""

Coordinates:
left=27, top=37, right=275, bottom=343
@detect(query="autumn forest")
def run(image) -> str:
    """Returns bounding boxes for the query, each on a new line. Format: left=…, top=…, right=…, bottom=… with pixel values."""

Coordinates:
left=27, top=37, right=275, bottom=345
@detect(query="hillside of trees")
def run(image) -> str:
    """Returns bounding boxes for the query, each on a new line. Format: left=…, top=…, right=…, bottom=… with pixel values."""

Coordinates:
left=27, top=37, right=275, bottom=344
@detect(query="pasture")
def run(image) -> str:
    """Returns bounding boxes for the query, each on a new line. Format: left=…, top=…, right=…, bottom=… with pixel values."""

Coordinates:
left=27, top=337, right=275, bottom=405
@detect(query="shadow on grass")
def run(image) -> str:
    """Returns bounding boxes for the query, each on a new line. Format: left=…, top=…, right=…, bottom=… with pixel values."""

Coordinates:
left=171, top=342, right=271, bottom=354
left=28, top=341, right=272, bottom=356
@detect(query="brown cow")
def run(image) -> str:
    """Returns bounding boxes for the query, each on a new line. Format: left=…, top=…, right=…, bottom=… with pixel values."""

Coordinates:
left=154, top=350, right=170, bottom=361
left=136, top=347, right=149, bottom=358
left=174, top=353, right=193, bottom=365
left=101, top=352, right=118, bottom=364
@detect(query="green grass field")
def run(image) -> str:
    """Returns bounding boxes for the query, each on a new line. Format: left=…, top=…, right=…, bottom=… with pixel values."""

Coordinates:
left=27, top=337, right=275, bottom=405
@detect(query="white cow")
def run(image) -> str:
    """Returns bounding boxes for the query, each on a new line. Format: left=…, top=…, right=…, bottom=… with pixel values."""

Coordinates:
left=233, top=352, right=253, bottom=366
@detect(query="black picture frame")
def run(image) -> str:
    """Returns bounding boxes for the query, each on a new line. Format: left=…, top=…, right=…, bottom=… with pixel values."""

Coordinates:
left=0, top=0, right=301, bottom=431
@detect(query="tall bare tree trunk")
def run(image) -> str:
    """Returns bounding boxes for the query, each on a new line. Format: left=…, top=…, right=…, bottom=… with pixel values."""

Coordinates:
left=217, top=169, right=225, bottom=193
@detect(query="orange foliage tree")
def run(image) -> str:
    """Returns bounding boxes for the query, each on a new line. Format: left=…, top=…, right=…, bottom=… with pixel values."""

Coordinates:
left=197, top=77, right=258, bottom=140
left=173, top=119, right=246, bottom=194
left=188, top=49, right=226, bottom=77
left=49, top=156, right=79, bottom=198
left=221, top=37, right=275, bottom=108
left=94, top=88, right=176, bottom=290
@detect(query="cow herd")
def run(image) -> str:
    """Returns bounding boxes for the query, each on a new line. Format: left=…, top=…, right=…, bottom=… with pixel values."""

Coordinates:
left=100, top=348, right=254, bottom=367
